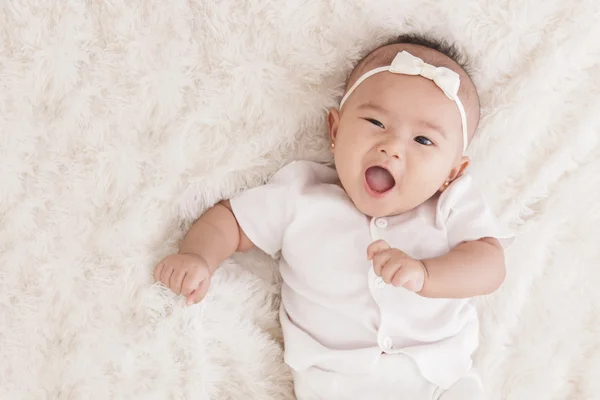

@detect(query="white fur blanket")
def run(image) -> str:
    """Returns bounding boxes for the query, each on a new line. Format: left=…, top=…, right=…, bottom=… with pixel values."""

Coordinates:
left=1, top=1, right=600, bottom=399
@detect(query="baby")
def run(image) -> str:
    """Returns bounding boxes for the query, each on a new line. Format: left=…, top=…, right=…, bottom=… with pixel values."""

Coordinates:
left=154, top=34, right=511, bottom=399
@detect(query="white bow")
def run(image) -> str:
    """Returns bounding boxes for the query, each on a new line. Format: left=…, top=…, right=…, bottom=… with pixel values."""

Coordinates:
left=389, top=51, right=460, bottom=101
left=339, top=51, right=469, bottom=152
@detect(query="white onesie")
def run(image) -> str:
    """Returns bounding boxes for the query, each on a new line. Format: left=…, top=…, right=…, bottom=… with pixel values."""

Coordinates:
left=230, top=160, right=511, bottom=399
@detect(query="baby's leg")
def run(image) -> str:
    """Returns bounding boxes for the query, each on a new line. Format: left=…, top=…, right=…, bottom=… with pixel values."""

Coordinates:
left=293, top=355, right=438, bottom=400
left=435, top=370, right=485, bottom=400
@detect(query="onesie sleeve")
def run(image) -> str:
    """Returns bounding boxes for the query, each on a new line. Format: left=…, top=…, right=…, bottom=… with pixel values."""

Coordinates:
left=229, top=161, right=313, bottom=256
left=437, top=174, right=514, bottom=250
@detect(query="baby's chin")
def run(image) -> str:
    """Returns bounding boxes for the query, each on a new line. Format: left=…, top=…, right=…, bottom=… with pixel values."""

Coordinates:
left=350, top=195, right=415, bottom=218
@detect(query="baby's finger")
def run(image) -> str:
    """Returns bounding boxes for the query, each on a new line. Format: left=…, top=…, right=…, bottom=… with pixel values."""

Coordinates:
left=380, top=261, right=402, bottom=284
left=159, top=264, right=174, bottom=286
left=170, top=268, right=187, bottom=295
left=392, top=269, right=424, bottom=292
left=390, top=267, right=410, bottom=287
left=186, top=276, right=211, bottom=306
left=181, top=280, right=195, bottom=297
left=153, top=262, right=165, bottom=282
left=181, top=271, right=204, bottom=297
left=371, top=250, right=393, bottom=276
left=367, top=240, right=391, bottom=260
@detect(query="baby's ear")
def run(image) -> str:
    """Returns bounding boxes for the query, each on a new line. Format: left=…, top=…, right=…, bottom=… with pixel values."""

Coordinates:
left=327, top=108, right=340, bottom=148
left=439, top=156, right=470, bottom=192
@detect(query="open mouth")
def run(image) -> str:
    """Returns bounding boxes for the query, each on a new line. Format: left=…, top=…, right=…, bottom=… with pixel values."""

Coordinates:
left=365, top=166, right=396, bottom=194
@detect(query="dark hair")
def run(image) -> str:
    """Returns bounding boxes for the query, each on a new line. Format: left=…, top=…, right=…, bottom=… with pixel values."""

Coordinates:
left=385, top=34, right=470, bottom=74
left=349, top=33, right=471, bottom=82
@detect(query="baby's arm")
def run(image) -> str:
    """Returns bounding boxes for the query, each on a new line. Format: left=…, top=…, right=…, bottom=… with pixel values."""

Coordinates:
left=178, top=200, right=254, bottom=272
left=419, top=237, right=505, bottom=298
left=153, top=201, right=254, bottom=305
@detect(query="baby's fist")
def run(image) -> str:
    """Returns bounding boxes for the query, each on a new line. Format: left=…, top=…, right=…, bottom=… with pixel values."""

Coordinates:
left=153, top=253, right=212, bottom=306
left=367, top=240, right=427, bottom=292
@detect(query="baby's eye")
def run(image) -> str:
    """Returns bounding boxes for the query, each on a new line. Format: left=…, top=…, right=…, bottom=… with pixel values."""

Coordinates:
left=365, top=118, right=385, bottom=129
left=414, top=136, right=434, bottom=146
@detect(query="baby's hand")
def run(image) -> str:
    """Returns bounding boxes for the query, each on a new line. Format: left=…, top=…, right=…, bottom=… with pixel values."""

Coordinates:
left=367, top=240, right=427, bottom=292
left=153, top=253, right=212, bottom=306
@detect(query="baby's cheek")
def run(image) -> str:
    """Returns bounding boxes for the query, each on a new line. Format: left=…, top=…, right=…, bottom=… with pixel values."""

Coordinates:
left=393, top=177, right=439, bottom=212
left=417, top=160, right=449, bottom=188
left=334, top=150, right=360, bottom=180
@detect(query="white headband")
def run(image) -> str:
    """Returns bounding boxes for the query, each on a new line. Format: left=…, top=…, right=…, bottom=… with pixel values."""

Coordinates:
left=340, top=51, right=469, bottom=152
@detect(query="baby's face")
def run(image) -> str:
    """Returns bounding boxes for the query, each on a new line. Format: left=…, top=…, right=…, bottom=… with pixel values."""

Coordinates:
left=328, top=71, right=469, bottom=217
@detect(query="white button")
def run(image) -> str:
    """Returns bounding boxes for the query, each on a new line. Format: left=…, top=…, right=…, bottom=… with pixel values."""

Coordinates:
left=374, top=277, right=385, bottom=288
left=375, top=218, right=388, bottom=228
left=382, top=336, right=393, bottom=351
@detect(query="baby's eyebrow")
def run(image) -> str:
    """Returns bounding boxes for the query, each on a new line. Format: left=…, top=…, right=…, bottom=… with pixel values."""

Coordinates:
left=357, top=102, right=389, bottom=115
left=417, top=120, right=447, bottom=139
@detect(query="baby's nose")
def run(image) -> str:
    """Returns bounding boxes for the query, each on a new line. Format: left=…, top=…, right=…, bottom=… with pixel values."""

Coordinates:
left=378, top=140, right=403, bottom=159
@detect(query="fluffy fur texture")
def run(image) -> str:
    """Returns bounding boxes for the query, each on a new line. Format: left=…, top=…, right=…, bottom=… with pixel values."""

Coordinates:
left=1, top=1, right=600, bottom=399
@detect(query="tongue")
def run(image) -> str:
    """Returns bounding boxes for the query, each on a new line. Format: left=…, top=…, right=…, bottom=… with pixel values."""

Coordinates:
left=365, top=166, right=395, bottom=193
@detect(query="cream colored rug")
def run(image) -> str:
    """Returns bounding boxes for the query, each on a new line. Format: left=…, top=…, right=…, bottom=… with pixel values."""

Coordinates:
left=2, top=1, right=600, bottom=399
